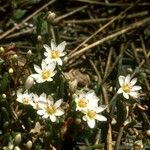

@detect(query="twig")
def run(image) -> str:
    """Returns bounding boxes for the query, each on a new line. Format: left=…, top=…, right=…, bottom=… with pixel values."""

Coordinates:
left=75, top=0, right=150, bottom=6
left=54, top=5, right=88, bottom=23
left=63, top=11, right=148, bottom=24
left=114, top=126, right=124, bottom=150
left=0, top=0, right=56, bottom=40
left=68, top=17, right=150, bottom=63
left=68, top=1, right=139, bottom=57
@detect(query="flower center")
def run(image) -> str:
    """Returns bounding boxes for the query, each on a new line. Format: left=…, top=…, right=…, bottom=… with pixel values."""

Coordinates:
left=122, top=84, right=131, bottom=93
left=78, top=98, right=87, bottom=108
left=22, top=97, right=29, bottom=105
left=87, top=110, right=96, bottom=119
left=42, top=70, right=51, bottom=80
left=46, top=106, right=55, bottom=115
left=51, top=50, right=59, bottom=59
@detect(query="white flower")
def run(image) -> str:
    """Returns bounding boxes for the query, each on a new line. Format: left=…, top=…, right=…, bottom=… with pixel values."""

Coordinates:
left=117, top=74, right=142, bottom=99
left=83, top=106, right=107, bottom=128
left=44, top=40, right=66, bottom=66
left=31, top=93, right=47, bottom=110
left=75, top=90, right=99, bottom=112
left=37, top=97, right=64, bottom=122
left=31, top=60, right=56, bottom=83
left=16, top=90, right=33, bottom=105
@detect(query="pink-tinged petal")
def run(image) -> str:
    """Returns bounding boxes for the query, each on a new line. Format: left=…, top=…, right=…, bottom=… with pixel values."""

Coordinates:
left=131, top=86, right=141, bottom=91
left=130, top=78, right=137, bottom=86
left=43, top=44, right=51, bottom=52
left=87, top=119, right=95, bottom=128
left=125, top=74, right=131, bottom=84
left=54, top=99, right=62, bottom=108
left=34, top=65, right=41, bottom=74
left=123, top=92, right=129, bottom=99
left=51, top=40, right=56, bottom=50
left=118, top=76, right=125, bottom=86
left=117, top=88, right=123, bottom=94
left=50, top=115, right=56, bottom=122
left=96, top=114, right=107, bottom=121
left=57, top=41, right=66, bottom=52
left=129, top=92, right=139, bottom=98
left=57, top=58, right=63, bottom=66
left=55, top=109, right=64, bottom=116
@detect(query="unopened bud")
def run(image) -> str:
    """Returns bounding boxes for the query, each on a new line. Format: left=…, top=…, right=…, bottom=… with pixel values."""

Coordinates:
left=11, top=54, right=18, bottom=60
left=63, top=56, right=68, bottom=64
left=25, top=76, right=34, bottom=89
left=27, top=50, right=32, bottom=57
left=2, top=94, right=6, bottom=99
left=146, top=130, right=150, bottom=136
left=14, top=133, right=22, bottom=145
left=8, top=68, right=14, bottom=74
left=14, top=146, right=21, bottom=150
left=26, top=140, right=32, bottom=150
left=75, top=118, right=81, bottom=125
left=0, top=47, right=4, bottom=53
left=47, top=11, right=56, bottom=23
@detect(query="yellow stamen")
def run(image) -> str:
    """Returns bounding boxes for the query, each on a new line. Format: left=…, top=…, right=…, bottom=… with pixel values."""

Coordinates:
left=87, top=110, right=96, bottom=119
left=42, top=71, right=51, bottom=80
left=22, top=98, right=29, bottom=104
left=46, top=106, right=55, bottom=115
left=78, top=98, right=87, bottom=108
left=122, top=84, right=131, bottom=93
left=51, top=50, right=59, bottom=59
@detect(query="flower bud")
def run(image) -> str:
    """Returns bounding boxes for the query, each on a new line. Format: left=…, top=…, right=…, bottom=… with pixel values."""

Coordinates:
left=26, top=140, right=33, bottom=150
left=11, top=54, right=18, bottom=60
left=27, top=50, right=32, bottom=57
left=25, top=76, right=34, bottom=89
left=146, top=130, right=150, bottom=136
left=47, top=11, right=56, bottom=23
left=14, top=146, right=21, bottom=150
left=14, top=133, right=22, bottom=145
left=8, top=68, right=14, bottom=74
left=0, top=47, right=4, bottom=53
left=2, top=93, right=7, bottom=99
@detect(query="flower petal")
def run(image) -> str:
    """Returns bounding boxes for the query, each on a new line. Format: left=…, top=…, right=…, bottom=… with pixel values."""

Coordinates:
left=117, top=88, right=123, bottom=94
left=130, top=78, right=137, bottom=86
left=55, top=109, right=64, bottom=116
left=34, top=65, right=41, bottom=74
left=129, top=91, right=139, bottom=98
left=57, top=41, right=66, bottom=52
left=54, top=99, right=62, bottom=108
left=118, top=76, right=125, bottom=86
left=50, top=115, right=56, bottom=122
left=96, top=114, right=107, bottom=121
left=43, top=44, right=51, bottom=52
left=57, top=58, right=63, bottom=66
left=131, top=86, right=141, bottom=91
left=125, top=74, right=131, bottom=84
left=87, top=119, right=95, bottom=128
left=123, top=92, right=129, bottom=99
left=51, top=40, right=56, bottom=50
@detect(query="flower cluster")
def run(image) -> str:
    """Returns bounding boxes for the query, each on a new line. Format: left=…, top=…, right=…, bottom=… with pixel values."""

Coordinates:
left=117, top=74, right=141, bottom=99
left=31, top=40, right=66, bottom=83
left=74, top=90, right=107, bottom=128
left=16, top=91, right=64, bottom=122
